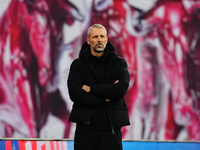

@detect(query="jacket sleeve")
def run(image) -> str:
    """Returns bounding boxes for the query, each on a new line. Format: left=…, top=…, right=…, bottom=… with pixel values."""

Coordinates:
left=67, top=60, right=106, bottom=106
left=90, top=58, right=130, bottom=100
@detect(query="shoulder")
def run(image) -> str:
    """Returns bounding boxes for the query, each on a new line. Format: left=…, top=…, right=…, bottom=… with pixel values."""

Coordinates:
left=113, top=56, right=128, bottom=66
left=69, top=57, right=89, bottom=72
left=69, top=58, right=81, bottom=69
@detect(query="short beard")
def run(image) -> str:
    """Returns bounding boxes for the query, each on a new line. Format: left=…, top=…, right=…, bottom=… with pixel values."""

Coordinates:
left=94, top=43, right=106, bottom=53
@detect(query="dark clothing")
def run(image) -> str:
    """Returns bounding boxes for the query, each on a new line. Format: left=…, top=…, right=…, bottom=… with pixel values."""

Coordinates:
left=74, top=124, right=122, bottom=150
left=67, top=41, right=130, bottom=150
left=89, top=54, right=111, bottom=129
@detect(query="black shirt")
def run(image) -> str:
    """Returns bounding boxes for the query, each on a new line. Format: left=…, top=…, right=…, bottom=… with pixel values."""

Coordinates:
left=90, top=53, right=111, bottom=129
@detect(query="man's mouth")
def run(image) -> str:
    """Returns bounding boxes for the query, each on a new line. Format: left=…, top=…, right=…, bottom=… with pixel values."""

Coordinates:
left=96, top=43, right=103, bottom=47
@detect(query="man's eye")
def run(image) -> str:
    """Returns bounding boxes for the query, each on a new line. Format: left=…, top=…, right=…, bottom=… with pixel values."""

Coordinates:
left=93, top=35, right=105, bottom=38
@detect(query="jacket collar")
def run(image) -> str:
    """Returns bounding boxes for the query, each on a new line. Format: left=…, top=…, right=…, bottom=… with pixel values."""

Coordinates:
left=79, top=41, right=117, bottom=61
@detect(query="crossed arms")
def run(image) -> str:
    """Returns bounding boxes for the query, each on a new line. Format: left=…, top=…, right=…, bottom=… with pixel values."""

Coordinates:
left=82, top=80, right=119, bottom=102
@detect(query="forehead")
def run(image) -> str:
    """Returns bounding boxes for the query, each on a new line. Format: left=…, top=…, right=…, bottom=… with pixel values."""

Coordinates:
left=90, top=27, right=106, bottom=37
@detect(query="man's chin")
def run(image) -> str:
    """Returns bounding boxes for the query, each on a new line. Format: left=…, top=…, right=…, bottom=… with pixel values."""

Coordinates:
left=94, top=48, right=105, bottom=53
left=94, top=49, right=104, bottom=53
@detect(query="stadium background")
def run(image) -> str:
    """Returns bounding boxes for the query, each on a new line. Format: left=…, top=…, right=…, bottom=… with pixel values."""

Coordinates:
left=0, top=0, right=200, bottom=142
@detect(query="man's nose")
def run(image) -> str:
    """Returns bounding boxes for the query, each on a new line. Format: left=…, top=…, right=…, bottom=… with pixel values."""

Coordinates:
left=97, top=36, right=102, bottom=41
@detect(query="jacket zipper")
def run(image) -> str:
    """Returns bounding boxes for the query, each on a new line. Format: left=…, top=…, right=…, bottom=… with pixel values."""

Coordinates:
left=106, top=105, right=115, bottom=135
left=85, top=108, right=94, bottom=125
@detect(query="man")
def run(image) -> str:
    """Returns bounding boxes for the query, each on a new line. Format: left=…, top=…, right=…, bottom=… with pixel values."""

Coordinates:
left=67, top=24, right=130, bottom=150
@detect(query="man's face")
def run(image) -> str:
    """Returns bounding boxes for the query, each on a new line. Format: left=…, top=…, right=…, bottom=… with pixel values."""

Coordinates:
left=87, top=27, right=108, bottom=53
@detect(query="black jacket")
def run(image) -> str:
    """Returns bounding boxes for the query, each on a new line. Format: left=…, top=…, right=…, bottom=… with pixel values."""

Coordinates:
left=67, top=41, right=130, bottom=129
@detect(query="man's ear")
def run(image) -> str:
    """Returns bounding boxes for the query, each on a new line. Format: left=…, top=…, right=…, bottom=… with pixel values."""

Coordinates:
left=87, top=37, right=90, bottom=45
left=106, top=36, right=108, bottom=44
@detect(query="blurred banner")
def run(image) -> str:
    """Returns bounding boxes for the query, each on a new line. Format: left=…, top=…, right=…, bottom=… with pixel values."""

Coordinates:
left=0, top=140, right=70, bottom=150
left=0, top=0, right=200, bottom=141
left=0, top=139, right=200, bottom=150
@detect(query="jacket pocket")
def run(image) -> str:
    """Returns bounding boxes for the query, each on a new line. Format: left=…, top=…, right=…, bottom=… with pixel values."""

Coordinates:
left=69, top=104, right=94, bottom=125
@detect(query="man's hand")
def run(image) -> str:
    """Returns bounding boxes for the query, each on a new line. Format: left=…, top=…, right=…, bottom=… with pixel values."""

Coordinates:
left=82, top=80, right=119, bottom=101
left=114, top=80, right=119, bottom=84
left=82, top=85, right=90, bottom=92
left=106, top=99, right=111, bottom=102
